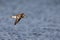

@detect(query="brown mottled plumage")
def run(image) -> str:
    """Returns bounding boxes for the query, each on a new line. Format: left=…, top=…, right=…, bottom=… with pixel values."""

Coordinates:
left=11, top=13, right=25, bottom=25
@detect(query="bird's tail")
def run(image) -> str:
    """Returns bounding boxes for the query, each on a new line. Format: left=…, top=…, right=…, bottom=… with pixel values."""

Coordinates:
left=10, top=16, right=16, bottom=19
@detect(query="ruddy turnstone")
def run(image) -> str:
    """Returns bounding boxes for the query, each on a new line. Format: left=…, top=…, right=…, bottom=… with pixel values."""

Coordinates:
left=11, top=13, right=25, bottom=25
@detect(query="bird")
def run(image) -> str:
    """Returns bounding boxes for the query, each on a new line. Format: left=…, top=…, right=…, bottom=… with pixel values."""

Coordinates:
left=11, top=13, right=25, bottom=25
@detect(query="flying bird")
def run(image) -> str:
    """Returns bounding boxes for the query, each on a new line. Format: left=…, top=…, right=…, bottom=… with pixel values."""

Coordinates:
left=11, top=13, right=25, bottom=25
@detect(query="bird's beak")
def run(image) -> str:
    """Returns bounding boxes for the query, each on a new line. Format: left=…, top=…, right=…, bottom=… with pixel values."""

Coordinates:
left=24, top=15, right=27, bottom=18
left=11, top=16, right=16, bottom=19
left=24, top=14, right=27, bottom=18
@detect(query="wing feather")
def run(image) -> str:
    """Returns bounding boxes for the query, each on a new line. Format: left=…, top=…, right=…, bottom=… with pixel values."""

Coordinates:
left=14, top=18, right=21, bottom=25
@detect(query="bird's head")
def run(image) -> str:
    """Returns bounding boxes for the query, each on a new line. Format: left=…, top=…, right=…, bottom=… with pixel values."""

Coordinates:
left=21, top=13, right=25, bottom=18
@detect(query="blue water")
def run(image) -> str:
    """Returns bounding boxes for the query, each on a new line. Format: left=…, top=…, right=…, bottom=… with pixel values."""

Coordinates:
left=0, top=0, right=60, bottom=40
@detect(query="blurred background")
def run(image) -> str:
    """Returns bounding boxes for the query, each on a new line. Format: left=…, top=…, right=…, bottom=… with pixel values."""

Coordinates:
left=0, top=0, right=60, bottom=40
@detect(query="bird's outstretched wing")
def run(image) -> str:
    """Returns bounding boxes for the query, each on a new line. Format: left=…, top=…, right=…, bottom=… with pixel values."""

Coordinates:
left=14, top=18, right=21, bottom=25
